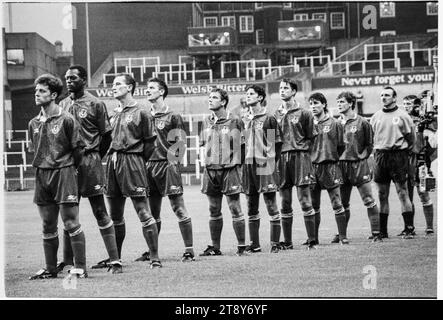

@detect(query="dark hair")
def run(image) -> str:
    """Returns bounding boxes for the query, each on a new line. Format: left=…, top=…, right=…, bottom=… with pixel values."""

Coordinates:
left=383, top=86, right=397, bottom=98
left=337, top=91, right=356, bottom=110
left=34, top=74, right=64, bottom=98
left=246, top=84, right=266, bottom=104
left=116, top=73, right=136, bottom=95
left=148, top=77, right=168, bottom=99
left=68, top=65, right=88, bottom=81
left=403, top=94, right=418, bottom=101
left=281, top=78, right=298, bottom=92
left=212, top=88, right=229, bottom=108
left=309, top=92, right=328, bottom=112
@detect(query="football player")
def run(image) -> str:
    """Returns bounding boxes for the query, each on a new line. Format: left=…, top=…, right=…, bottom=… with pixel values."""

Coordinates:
left=28, top=74, right=87, bottom=279
left=134, top=78, right=195, bottom=262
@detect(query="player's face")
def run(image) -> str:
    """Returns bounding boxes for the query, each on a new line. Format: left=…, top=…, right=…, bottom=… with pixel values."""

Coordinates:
left=34, top=84, right=56, bottom=107
left=65, top=69, right=85, bottom=93
left=380, top=89, right=396, bottom=107
left=245, top=88, right=262, bottom=107
left=112, top=76, right=131, bottom=99
left=146, top=81, right=164, bottom=102
left=310, top=99, right=325, bottom=117
left=337, top=97, right=351, bottom=114
left=403, top=99, right=413, bottom=113
left=279, top=82, right=295, bottom=101
left=208, top=92, right=225, bottom=111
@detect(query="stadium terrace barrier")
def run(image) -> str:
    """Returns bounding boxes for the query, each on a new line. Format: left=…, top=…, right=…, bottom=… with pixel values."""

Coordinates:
left=153, top=68, right=213, bottom=85
left=221, top=59, right=272, bottom=79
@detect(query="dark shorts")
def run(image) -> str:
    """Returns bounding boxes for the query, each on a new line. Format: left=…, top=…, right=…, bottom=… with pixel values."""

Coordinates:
left=279, top=151, right=315, bottom=188
left=340, top=159, right=372, bottom=187
left=312, top=162, right=342, bottom=190
left=373, top=149, right=409, bottom=184
left=34, top=166, right=79, bottom=206
left=105, top=153, right=148, bottom=198
left=146, top=160, right=184, bottom=197
left=78, top=151, right=106, bottom=197
left=408, top=153, right=420, bottom=186
left=242, top=161, right=279, bottom=195
left=201, top=166, right=242, bottom=196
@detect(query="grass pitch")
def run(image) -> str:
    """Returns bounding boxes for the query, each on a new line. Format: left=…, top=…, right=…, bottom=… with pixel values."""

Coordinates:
left=3, top=183, right=437, bottom=298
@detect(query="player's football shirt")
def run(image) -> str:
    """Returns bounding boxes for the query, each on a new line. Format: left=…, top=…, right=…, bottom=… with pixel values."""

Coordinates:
left=109, top=102, right=156, bottom=154
left=28, top=107, right=84, bottom=169
left=339, top=113, right=373, bottom=161
left=244, top=109, right=282, bottom=162
left=311, top=115, right=344, bottom=164
left=370, top=106, right=415, bottom=150
left=60, top=92, right=112, bottom=153
left=149, top=107, right=186, bottom=161
left=200, top=113, right=243, bottom=170
left=274, top=103, right=317, bottom=152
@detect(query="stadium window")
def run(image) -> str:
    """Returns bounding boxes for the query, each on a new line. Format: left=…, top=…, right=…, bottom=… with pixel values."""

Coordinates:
left=6, top=49, right=24, bottom=65
left=255, top=3, right=263, bottom=10
left=204, top=17, right=218, bottom=27
left=312, top=12, right=326, bottom=22
left=330, top=12, right=345, bottom=30
left=221, top=16, right=236, bottom=29
left=283, top=3, right=292, bottom=9
left=426, top=2, right=438, bottom=15
left=240, top=15, right=254, bottom=33
left=380, top=2, right=395, bottom=18
left=294, top=13, right=309, bottom=21
left=256, top=29, right=264, bottom=45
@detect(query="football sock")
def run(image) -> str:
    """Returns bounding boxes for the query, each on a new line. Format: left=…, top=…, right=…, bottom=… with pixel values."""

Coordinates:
left=423, top=204, right=434, bottom=230
left=270, top=217, right=281, bottom=246
left=367, top=205, right=380, bottom=234
left=63, top=229, right=74, bottom=265
left=178, top=218, right=193, bottom=249
left=303, top=209, right=316, bottom=243
left=156, top=220, right=162, bottom=235
left=280, top=212, right=293, bottom=244
left=380, top=212, right=389, bottom=235
left=43, top=232, right=59, bottom=273
left=344, top=208, right=350, bottom=227
left=99, top=223, right=119, bottom=262
left=402, top=211, right=414, bottom=229
left=314, top=210, right=321, bottom=243
left=68, top=225, right=86, bottom=270
left=335, top=212, right=347, bottom=240
left=232, top=217, right=246, bottom=246
left=248, top=217, right=260, bottom=247
left=114, top=222, right=126, bottom=259
left=142, top=221, right=159, bottom=261
left=209, top=216, right=223, bottom=250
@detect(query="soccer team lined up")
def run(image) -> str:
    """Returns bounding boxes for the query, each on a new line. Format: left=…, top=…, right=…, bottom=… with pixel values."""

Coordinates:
left=28, top=64, right=436, bottom=280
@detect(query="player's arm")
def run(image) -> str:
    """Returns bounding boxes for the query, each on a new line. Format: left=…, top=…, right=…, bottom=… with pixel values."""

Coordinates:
left=336, top=121, right=345, bottom=157
left=27, top=122, right=35, bottom=153
left=363, top=120, right=374, bottom=157
left=170, top=113, right=187, bottom=163
left=141, top=111, right=157, bottom=161
left=96, top=101, right=113, bottom=158
left=66, top=117, right=85, bottom=167
left=304, top=111, right=317, bottom=152
left=270, top=116, right=283, bottom=163
left=403, top=114, right=416, bottom=151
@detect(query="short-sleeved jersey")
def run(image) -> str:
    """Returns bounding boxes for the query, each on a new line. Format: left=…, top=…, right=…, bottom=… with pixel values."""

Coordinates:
left=60, top=92, right=112, bottom=153
left=244, top=110, right=282, bottom=162
left=28, top=107, right=84, bottom=169
left=311, top=115, right=344, bottom=164
left=274, top=104, right=317, bottom=152
left=339, top=114, right=373, bottom=161
left=109, top=102, right=156, bottom=154
left=410, top=115, right=426, bottom=154
left=200, top=113, right=243, bottom=170
left=370, top=106, right=415, bottom=150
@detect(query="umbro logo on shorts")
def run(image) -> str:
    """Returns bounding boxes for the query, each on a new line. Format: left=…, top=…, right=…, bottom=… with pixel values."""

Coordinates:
left=94, top=185, right=102, bottom=190
left=66, top=195, right=77, bottom=201
left=170, top=185, right=181, bottom=191
left=230, top=185, right=239, bottom=190
left=135, top=187, right=144, bottom=193
left=363, top=175, right=369, bottom=180
left=267, top=184, right=276, bottom=189
left=334, top=179, right=340, bottom=184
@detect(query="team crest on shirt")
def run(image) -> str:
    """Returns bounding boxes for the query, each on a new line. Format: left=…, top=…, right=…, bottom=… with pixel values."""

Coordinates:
left=51, top=124, right=61, bottom=134
left=290, top=115, right=299, bottom=124
left=255, top=121, right=264, bottom=130
left=125, top=114, right=133, bottom=123
left=350, top=125, right=357, bottom=133
left=156, top=120, right=165, bottom=130
left=78, top=109, right=88, bottom=119
left=323, top=125, right=331, bottom=133
left=221, top=126, right=229, bottom=134
left=392, top=117, right=400, bottom=125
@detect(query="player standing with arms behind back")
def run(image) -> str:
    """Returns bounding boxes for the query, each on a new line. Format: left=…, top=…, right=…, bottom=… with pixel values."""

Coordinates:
left=134, top=77, right=195, bottom=262
left=370, top=87, right=416, bottom=239
left=104, top=74, right=162, bottom=268
left=336, top=91, right=382, bottom=242
left=28, top=74, right=87, bottom=280
left=58, top=65, right=122, bottom=274
left=274, top=79, right=317, bottom=250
